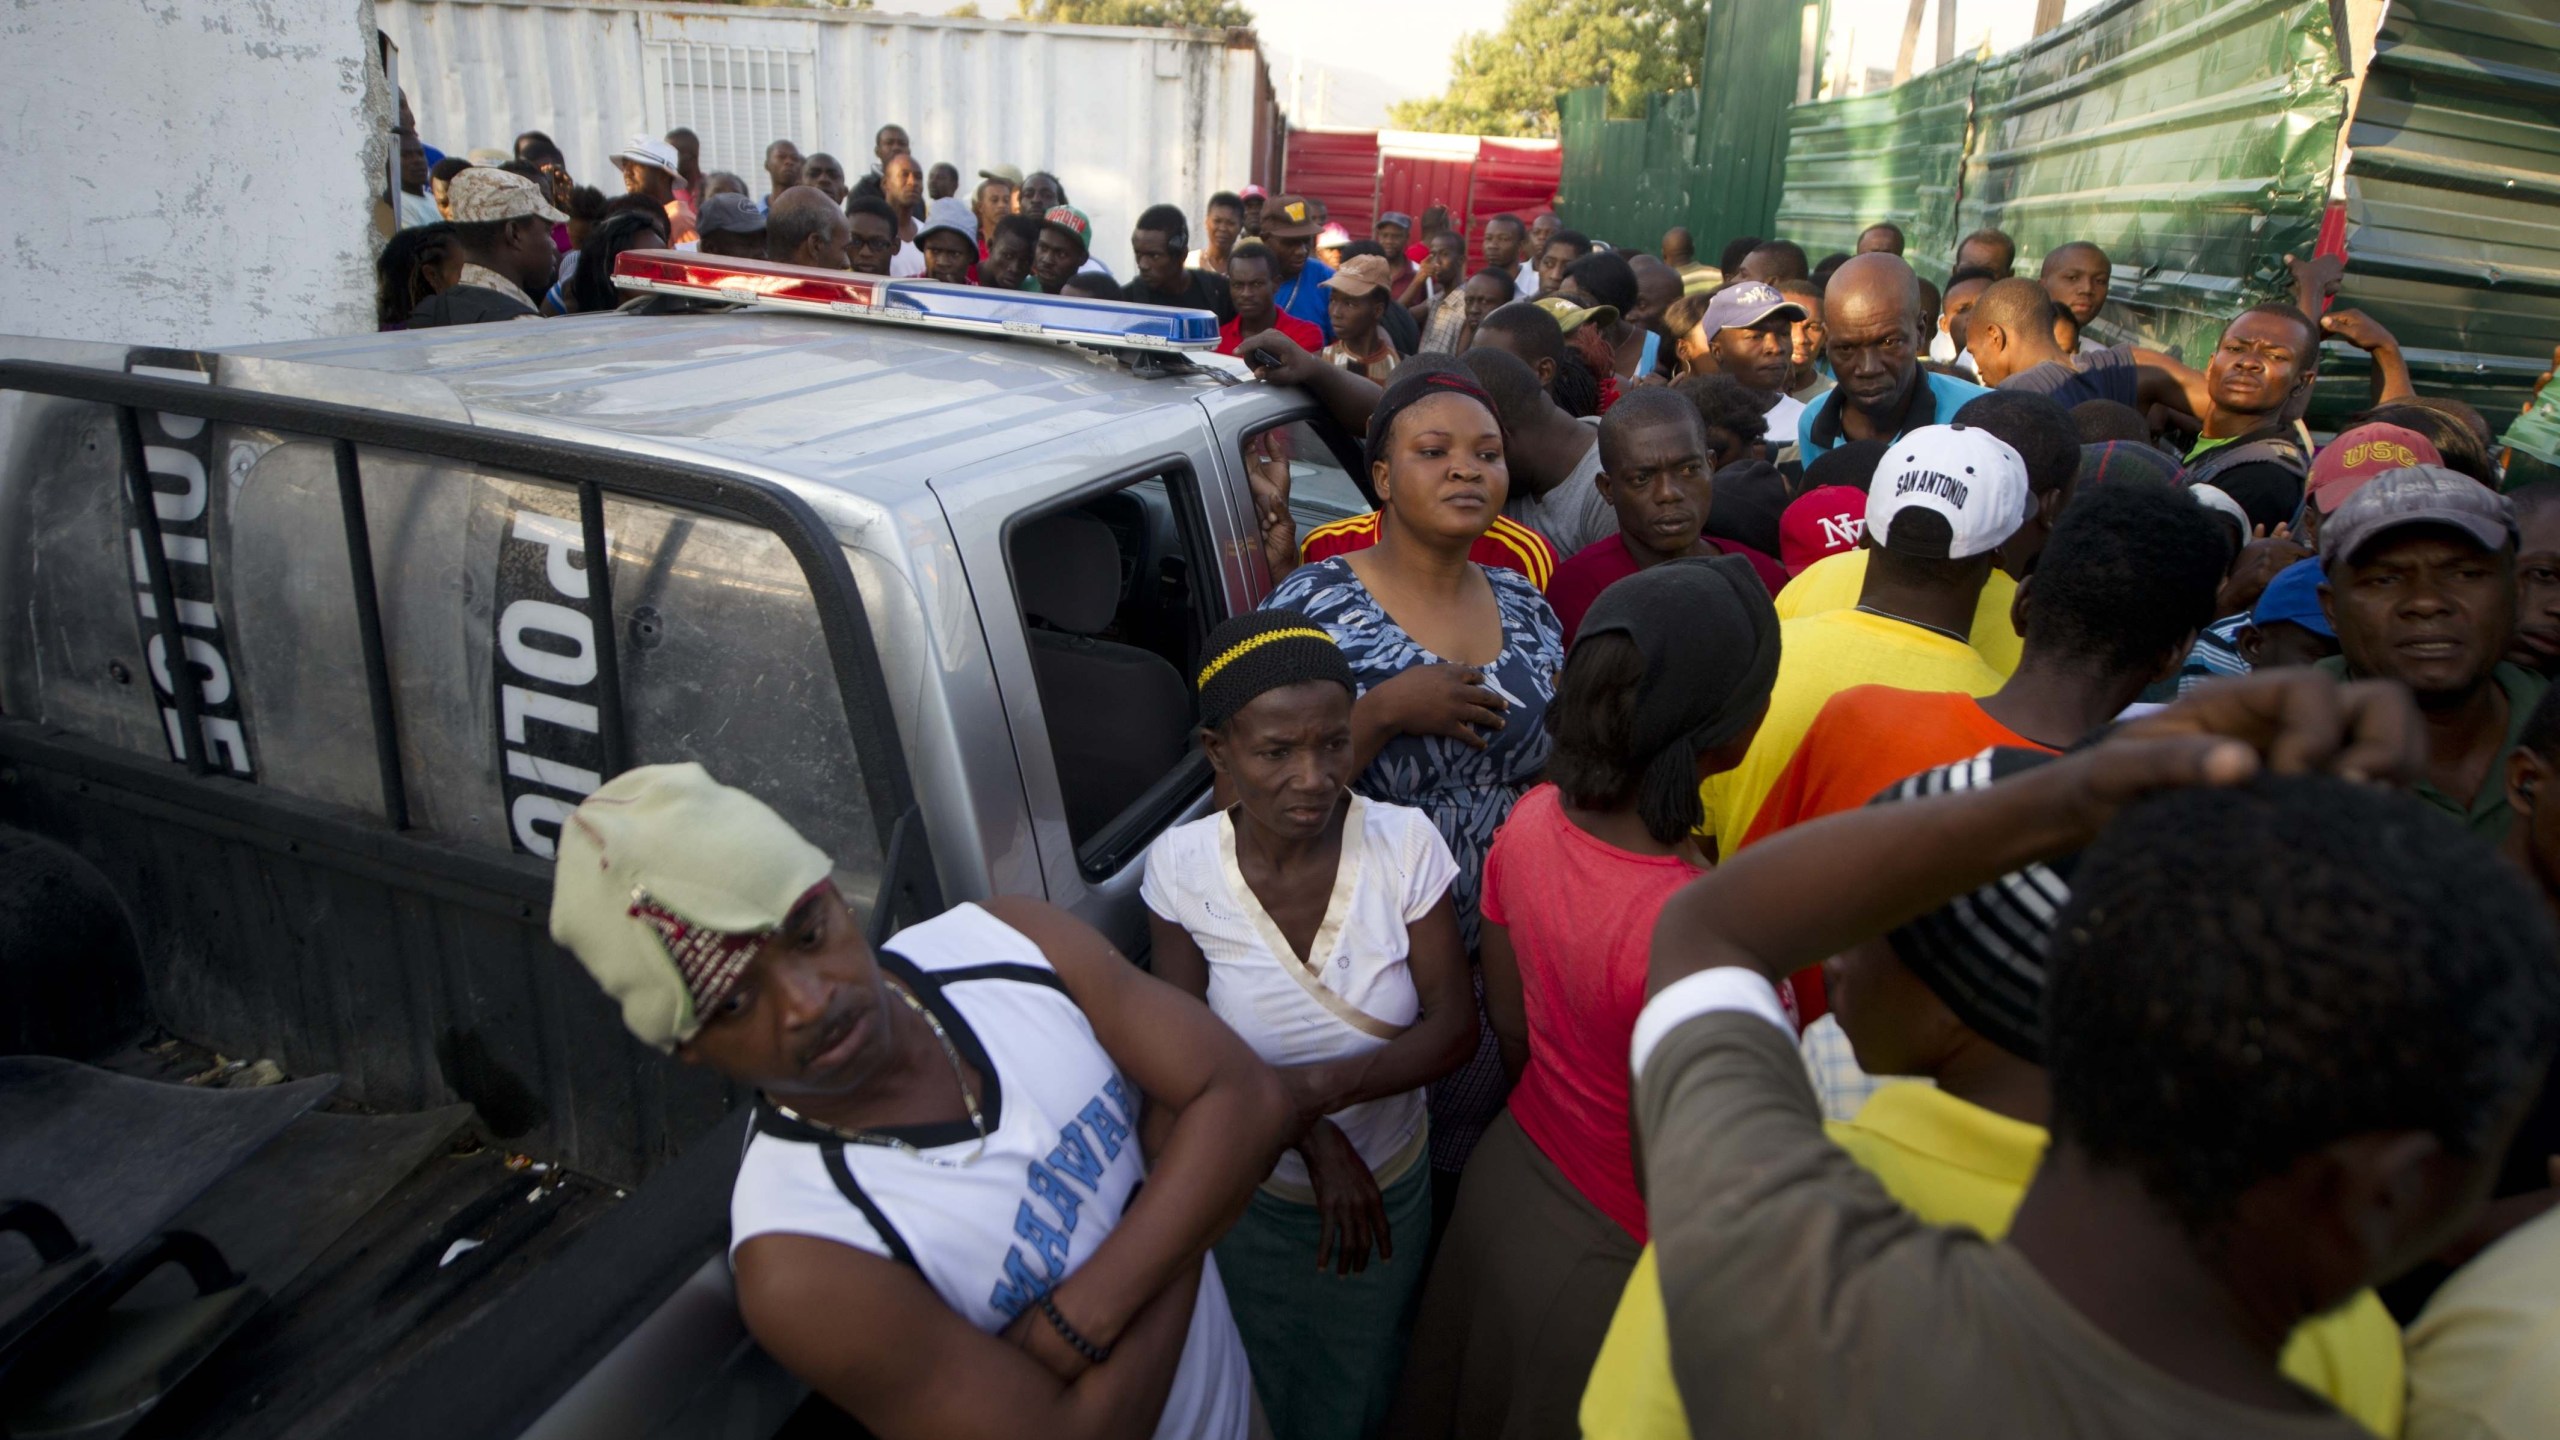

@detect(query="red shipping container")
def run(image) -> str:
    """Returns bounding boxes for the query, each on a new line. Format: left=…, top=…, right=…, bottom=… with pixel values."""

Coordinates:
left=1283, top=128, right=1560, bottom=276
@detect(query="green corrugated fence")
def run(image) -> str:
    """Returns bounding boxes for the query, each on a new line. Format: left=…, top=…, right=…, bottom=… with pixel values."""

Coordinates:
left=1955, top=0, right=2346, bottom=367
left=1774, top=58, right=1979, bottom=273
left=1554, top=0, right=1809, bottom=262
left=2338, top=0, right=2560, bottom=432
left=1562, top=0, right=2554, bottom=431
left=1555, top=86, right=1702, bottom=259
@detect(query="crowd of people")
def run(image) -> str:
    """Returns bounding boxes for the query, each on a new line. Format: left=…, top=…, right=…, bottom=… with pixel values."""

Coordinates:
left=477, top=95, right=2560, bottom=1440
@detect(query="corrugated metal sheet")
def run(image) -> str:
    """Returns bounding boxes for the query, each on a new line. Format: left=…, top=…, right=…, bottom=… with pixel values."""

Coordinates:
left=1553, top=0, right=1805, bottom=258
left=1688, top=0, right=1818, bottom=257
left=1284, top=128, right=1381, bottom=239
left=1553, top=86, right=1699, bottom=258
left=1958, top=0, right=2347, bottom=364
left=1376, top=144, right=1475, bottom=238
left=1279, top=130, right=1560, bottom=269
left=1774, top=59, right=1978, bottom=269
left=380, top=0, right=1277, bottom=278
left=1466, top=136, right=1566, bottom=243
left=2339, top=0, right=2560, bottom=430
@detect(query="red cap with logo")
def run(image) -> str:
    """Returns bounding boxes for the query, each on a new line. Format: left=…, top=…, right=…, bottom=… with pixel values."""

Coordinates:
left=2306, top=422, right=2442, bottom=514
left=1779, top=485, right=1869, bottom=577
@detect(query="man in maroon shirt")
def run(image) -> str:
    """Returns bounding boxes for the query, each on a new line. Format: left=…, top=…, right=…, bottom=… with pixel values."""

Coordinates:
left=1547, top=388, right=1787, bottom=644
left=1217, top=241, right=1322, bottom=357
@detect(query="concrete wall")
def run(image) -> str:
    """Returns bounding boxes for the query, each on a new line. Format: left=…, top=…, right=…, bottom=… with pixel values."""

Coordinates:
left=379, top=0, right=1277, bottom=279
left=0, top=0, right=387, bottom=348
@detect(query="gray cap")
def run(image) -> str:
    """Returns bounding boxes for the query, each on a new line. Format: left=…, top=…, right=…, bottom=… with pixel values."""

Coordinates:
left=695, top=192, right=765, bottom=235
left=977, top=163, right=1025, bottom=188
left=2318, top=463, right=2516, bottom=570
left=1702, top=280, right=1805, bottom=336
left=914, top=195, right=978, bottom=248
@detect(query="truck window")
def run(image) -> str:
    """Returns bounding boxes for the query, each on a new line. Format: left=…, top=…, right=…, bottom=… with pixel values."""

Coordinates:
left=216, top=445, right=884, bottom=906
left=1246, top=418, right=1369, bottom=537
left=1006, top=470, right=1217, bottom=871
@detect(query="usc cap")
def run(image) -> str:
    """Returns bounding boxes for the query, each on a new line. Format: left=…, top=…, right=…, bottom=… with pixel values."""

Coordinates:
left=549, top=763, right=835, bottom=1050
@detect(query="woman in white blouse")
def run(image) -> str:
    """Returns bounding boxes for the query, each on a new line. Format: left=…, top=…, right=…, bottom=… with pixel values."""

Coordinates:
left=1145, top=609, right=1476, bottom=1440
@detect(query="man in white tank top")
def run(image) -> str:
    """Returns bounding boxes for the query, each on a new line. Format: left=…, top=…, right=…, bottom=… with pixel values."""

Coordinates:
left=548, top=762, right=1291, bottom=1440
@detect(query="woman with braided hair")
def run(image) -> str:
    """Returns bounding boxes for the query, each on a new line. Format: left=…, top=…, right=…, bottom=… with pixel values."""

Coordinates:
left=1144, top=609, right=1477, bottom=1440
left=1385, top=555, right=1778, bottom=1439
left=1260, top=366, right=1567, bottom=1233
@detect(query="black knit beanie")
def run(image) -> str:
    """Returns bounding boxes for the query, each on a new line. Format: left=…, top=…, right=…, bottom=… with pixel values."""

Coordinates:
left=1868, top=746, right=2079, bottom=1063
left=1196, top=609, right=1356, bottom=728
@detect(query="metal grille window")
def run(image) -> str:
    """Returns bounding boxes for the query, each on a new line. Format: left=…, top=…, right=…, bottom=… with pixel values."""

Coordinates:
left=647, top=41, right=818, bottom=181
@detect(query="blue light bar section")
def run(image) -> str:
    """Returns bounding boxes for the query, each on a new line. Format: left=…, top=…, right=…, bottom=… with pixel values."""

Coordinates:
left=876, top=280, right=1221, bottom=349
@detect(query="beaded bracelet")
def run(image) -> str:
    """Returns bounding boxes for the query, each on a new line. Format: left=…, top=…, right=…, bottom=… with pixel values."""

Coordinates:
left=1037, top=1291, right=1113, bottom=1365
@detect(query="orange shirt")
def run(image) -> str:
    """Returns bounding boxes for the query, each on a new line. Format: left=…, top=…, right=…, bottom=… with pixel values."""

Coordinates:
left=1741, top=686, right=2049, bottom=850
left=1740, top=685, right=2051, bottom=1024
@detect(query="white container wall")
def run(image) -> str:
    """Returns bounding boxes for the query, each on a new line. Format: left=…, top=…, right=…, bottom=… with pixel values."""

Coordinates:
left=0, top=0, right=385, bottom=347
left=381, top=0, right=1278, bottom=278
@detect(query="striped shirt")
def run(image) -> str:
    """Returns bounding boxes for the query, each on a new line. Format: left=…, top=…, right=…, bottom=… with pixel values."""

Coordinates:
left=1297, top=512, right=1559, bottom=592
left=2176, top=613, right=2251, bottom=694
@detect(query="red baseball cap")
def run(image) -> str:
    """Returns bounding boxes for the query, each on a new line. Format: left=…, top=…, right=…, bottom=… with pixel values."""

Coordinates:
left=2307, top=422, right=2442, bottom=513
left=1780, top=485, right=1869, bottom=576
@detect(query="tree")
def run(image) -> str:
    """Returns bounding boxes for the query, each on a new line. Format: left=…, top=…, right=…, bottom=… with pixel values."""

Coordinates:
left=1022, top=0, right=1254, bottom=27
left=1387, top=0, right=1708, bottom=138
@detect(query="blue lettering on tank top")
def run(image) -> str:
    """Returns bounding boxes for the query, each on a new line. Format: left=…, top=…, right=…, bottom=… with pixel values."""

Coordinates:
left=1014, top=1200, right=1073, bottom=1277
left=986, top=1080, right=1135, bottom=1320
left=1046, top=1123, right=1106, bottom=1188
left=1078, top=1097, right=1131, bottom=1160
left=1026, top=1162, right=1082, bottom=1232
left=989, top=1246, right=1052, bottom=1320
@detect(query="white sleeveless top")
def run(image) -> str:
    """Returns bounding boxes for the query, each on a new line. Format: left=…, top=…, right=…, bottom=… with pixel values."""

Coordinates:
left=1141, top=795, right=1458, bottom=1195
left=728, top=902, right=1251, bottom=1440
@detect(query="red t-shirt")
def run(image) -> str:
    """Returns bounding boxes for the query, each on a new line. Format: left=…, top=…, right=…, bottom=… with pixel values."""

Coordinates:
left=1482, top=784, right=1702, bottom=1243
left=1217, top=311, right=1324, bottom=356
left=1739, top=685, right=2052, bottom=1022
left=1297, top=511, right=1558, bottom=591
left=1546, top=533, right=1789, bottom=646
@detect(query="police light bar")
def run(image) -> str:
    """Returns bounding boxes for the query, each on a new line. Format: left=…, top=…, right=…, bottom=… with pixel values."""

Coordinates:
left=611, top=251, right=1220, bottom=351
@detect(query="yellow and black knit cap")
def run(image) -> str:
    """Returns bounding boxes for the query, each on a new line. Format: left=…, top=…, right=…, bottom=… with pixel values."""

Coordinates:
left=1195, top=609, right=1355, bottom=728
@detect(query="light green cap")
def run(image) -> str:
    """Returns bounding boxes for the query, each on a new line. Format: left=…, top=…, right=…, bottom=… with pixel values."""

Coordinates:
left=549, top=762, right=833, bottom=1050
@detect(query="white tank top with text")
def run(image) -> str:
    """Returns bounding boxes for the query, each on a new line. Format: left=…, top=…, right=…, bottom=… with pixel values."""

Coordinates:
left=728, top=902, right=1251, bottom=1440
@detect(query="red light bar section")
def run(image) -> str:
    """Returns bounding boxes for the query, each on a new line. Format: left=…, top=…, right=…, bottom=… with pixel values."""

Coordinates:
left=612, top=251, right=889, bottom=312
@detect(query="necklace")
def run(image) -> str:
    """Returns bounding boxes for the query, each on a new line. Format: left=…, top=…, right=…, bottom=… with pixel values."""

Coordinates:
left=1855, top=603, right=1970, bottom=645
left=772, top=979, right=988, bottom=1167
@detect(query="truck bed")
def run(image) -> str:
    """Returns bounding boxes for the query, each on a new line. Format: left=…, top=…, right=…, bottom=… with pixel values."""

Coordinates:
left=73, top=1035, right=624, bottom=1440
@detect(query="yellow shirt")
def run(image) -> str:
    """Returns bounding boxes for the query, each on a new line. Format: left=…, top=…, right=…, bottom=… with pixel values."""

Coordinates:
left=1701, top=607, right=2005, bottom=845
left=1773, top=548, right=2025, bottom=675
left=1582, top=1085, right=2407, bottom=1439
left=2405, top=1204, right=2560, bottom=1439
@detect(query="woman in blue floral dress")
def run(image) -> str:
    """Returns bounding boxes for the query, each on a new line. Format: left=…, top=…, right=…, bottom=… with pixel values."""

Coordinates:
left=1263, top=367, right=1565, bottom=1217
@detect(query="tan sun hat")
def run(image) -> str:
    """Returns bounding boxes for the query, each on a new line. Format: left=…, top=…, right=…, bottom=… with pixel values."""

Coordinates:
left=549, top=763, right=834, bottom=1050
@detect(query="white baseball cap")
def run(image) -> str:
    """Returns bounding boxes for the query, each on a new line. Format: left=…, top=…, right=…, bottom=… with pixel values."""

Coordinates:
left=611, top=136, right=684, bottom=179
left=1863, top=424, right=2029, bottom=561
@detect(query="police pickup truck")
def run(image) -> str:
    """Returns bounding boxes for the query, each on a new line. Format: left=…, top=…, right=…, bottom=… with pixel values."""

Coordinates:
left=0, top=255, right=1371, bottom=1439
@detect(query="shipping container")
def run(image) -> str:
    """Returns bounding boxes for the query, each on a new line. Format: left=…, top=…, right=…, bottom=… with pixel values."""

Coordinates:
left=380, top=0, right=1284, bottom=279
